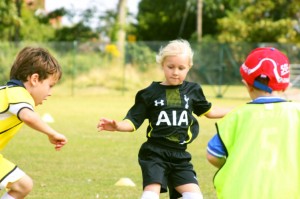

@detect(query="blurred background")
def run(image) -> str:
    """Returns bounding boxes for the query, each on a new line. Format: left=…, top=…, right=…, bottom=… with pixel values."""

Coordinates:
left=1, top=0, right=300, bottom=97
left=1, top=2, right=300, bottom=198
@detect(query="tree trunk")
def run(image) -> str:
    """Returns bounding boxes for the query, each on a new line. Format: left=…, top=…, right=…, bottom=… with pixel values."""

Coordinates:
left=117, top=0, right=127, bottom=61
left=197, top=0, right=203, bottom=42
left=14, top=0, right=22, bottom=43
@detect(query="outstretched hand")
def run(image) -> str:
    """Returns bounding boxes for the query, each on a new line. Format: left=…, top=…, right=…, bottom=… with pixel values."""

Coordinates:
left=48, top=133, right=68, bottom=151
left=97, top=118, right=118, bottom=131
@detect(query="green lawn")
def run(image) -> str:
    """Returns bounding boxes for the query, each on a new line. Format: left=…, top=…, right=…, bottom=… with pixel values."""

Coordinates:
left=1, top=85, right=250, bottom=199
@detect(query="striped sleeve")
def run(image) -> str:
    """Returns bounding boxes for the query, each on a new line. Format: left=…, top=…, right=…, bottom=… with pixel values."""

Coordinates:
left=207, top=134, right=227, bottom=158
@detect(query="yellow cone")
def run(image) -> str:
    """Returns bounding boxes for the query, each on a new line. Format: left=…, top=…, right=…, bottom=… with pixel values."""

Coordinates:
left=115, top=178, right=136, bottom=187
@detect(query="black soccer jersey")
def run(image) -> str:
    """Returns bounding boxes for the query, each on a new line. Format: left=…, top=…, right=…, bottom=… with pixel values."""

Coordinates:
left=125, top=81, right=212, bottom=149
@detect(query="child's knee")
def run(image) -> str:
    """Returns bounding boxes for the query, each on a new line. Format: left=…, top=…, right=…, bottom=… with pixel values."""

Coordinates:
left=8, top=175, right=33, bottom=197
left=19, top=175, right=33, bottom=195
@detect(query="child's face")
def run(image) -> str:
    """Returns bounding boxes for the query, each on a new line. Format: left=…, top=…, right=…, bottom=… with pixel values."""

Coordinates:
left=161, top=54, right=190, bottom=86
left=30, top=74, right=58, bottom=106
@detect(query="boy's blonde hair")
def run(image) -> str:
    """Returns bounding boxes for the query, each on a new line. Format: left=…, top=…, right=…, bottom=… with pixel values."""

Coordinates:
left=156, top=39, right=194, bottom=67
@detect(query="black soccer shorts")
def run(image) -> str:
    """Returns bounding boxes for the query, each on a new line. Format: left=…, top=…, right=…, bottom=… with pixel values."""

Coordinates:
left=138, top=141, right=199, bottom=193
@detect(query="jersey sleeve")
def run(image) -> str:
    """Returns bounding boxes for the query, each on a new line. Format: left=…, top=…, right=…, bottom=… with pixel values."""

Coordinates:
left=124, top=90, right=148, bottom=130
left=207, top=134, right=227, bottom=158
left=192, top=84, right=212, bottom=116
left=1, top=86, right=34, bottom=115
left=9, top=103, right=33, bottom=116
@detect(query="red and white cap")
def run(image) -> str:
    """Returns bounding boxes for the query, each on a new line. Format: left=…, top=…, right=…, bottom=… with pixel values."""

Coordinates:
left=240, top=47, right=290, bottom=92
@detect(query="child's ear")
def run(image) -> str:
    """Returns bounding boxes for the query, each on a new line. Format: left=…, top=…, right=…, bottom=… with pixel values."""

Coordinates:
left=242, top=79, right=253, bottom=92
left=241, top=79, right=248, bottom=87
left=28, top=73, right=40, bottom=86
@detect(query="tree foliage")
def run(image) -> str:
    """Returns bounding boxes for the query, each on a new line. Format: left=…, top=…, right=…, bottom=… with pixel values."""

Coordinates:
left=134, top=0, right=238, bottom=41
left=200, top=0, right=232, bottom=38
left=0, top=0, right=21, bottom=41
left=0, top=0, right=299, bottom=43
left=135, top=0, right=197, bottom=41
left=97, top=10, right=119, bottom=42
left=217, top=0, right=300, bottom=43
left=20, top=7, right=55, bottom=41
left=0, top=0, right=55, bottom=41
left=52, top=22, right=98, bottom=42
left=134, top=0, right=300, bottom=43
left=51, top=8, right=98, bottom=42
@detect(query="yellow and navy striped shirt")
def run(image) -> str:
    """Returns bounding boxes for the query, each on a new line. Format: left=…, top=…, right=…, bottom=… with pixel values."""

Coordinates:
left=0, top=80, right=34, bottom=151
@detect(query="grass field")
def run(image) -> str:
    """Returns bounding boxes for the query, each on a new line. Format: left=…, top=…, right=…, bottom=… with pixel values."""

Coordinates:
left=3, top=84, right=297, bottom=199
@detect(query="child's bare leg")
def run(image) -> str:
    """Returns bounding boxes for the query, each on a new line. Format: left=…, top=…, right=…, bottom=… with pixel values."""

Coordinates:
left=141, top=183, right=160, bottom=199
left=4, top=175, right=33, bottom=199
left=175, top=183, right=203, bottom=199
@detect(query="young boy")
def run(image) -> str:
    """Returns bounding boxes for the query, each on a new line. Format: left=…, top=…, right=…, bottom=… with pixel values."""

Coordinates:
left=0, top=46, right=68, bottom=199
left=98, top=39, right=227, bottom=199
left=206, top=47, right=300, bottom=199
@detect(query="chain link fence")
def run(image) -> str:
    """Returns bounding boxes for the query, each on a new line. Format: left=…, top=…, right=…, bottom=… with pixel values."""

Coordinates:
left=1, top=41, right=299, bottom=97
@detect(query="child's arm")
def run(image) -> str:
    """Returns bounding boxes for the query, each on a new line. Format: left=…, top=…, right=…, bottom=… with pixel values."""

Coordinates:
left=18, top=108, right=67, bottom=151
left=205, top=106, right=232, bottom=119
left=206, top=153, right=226, bottom=168
left=97, top=118, right=134, bottom=132
left=207, top=134, right=227, bottom=168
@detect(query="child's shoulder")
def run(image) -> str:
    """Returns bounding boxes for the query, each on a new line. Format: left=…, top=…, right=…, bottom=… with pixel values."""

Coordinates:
left=139, top=81, right=161, bottom=91
left=5, top=85, right=34, bottom=106
left=135, top=82, right=165, bottom=100
left=180, top=81, right=203, bottom=92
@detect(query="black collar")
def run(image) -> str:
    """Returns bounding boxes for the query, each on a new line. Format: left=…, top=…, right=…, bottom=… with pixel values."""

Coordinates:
left=6, top=79, right=25, bottom=87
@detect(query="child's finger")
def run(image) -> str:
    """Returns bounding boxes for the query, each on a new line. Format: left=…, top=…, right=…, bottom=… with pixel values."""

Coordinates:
left=55, top=142, right=65, bottom=150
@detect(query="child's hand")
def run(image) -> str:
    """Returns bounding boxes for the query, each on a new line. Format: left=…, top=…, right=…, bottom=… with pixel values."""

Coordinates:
left=97, top=118, right=118, bottom=131
left=48, top=133, right=68, bottom=151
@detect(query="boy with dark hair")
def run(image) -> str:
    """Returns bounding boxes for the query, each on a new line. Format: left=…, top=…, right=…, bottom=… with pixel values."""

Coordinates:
left=0, top=47, right=68, bottom=199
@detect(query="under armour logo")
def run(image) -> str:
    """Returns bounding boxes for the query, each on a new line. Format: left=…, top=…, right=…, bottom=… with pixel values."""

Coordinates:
left=184, top=95, right=189, bottom=109
left=154, top=99, right=164, bottom=106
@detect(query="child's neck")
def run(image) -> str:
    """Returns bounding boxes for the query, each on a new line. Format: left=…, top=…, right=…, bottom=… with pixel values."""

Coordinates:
left=251, top=90, right=284, bottom=100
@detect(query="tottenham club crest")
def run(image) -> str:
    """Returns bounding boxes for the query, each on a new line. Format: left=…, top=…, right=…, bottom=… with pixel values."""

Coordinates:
left=184, top=95, right=189, bottom=109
